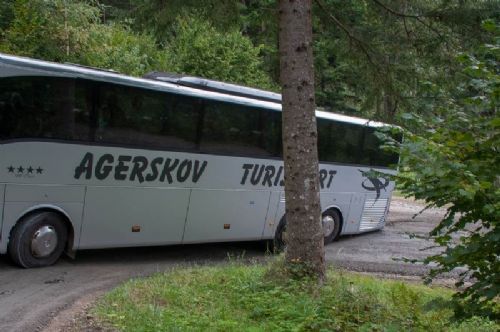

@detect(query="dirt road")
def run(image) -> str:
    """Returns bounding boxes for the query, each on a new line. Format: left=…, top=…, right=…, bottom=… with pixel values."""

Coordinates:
left=0, top=198, right=446, bottom=332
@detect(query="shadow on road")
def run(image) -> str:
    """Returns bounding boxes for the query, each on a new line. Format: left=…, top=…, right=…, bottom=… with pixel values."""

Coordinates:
left=0, top=231, right=385, bottom=270
left=0, top=241, right=271, bottom=270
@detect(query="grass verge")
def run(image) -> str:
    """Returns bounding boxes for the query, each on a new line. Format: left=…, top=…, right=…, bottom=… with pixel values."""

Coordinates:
left=94, top=262, right=498, bottom=331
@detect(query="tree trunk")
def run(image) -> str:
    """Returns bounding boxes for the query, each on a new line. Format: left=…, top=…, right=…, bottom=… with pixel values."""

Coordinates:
left=278, top=0, right=325, bottom=281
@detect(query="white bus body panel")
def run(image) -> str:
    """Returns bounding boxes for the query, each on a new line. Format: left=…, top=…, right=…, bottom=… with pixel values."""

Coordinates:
left=183, top=189, right=270, bottom=243
left=344, top=193, right=366, bottom=234
left=79, top=186, right=190, bottom=249
left=359, top=195, right=390, bottom=231
left=264, top=191, right=282, bottom=238
left=0, top=184, right=4, bottom=245
left=0, top=141, right=395, bottom=254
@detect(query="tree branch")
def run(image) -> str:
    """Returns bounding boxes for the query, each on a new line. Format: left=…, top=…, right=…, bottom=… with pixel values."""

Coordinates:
left=314, top=0, right=379, bottom=72
left=371, top=0, right=446, bottom=41
left=371, top=0, right=424, bottom=19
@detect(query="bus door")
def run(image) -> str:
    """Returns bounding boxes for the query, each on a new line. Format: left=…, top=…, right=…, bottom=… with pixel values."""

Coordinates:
left=182, top=189, right=271, bottom=243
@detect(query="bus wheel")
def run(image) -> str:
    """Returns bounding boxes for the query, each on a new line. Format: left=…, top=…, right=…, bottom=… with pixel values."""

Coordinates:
left=322, top=209, right=341, bottom=244
left=8, top=212, right=68, bottom=268
left=273, top=217, right=287, bottom=253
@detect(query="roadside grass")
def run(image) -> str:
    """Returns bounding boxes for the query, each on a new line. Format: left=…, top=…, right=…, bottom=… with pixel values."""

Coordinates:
left=93, top=262, right=498, bottom=331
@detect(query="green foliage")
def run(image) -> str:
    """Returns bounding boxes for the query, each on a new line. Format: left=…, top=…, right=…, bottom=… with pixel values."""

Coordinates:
left=387, top=23, right=500, bottom=318
left=239, top=0, right=280, bottom=83
left=94, top=263, right=498, bottom=331
left=311, top=0, right=497, bottom=120
left=0, top=0, right=161, bottom=76
left=0, top=0, right=99, bottom=61
left=0, top=1, right=275, bottom=87
left=161, top=15, right=276, bottom=90
left=2, top=0, right=497, bottom=115
left=0, top=0, right=15, bottom=33
left=126, top=0, right=242, bottom=42
left=80, top=23, right=160, bottom=76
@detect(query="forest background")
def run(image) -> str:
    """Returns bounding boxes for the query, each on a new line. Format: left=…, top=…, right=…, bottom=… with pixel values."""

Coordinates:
left=0, top=0, right=498, bottom=318
left=0, top=0, right=495, bottom=122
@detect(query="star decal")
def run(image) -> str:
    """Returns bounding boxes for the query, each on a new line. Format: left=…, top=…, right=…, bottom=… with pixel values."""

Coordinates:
left=7, top=164, right=44, bottom=176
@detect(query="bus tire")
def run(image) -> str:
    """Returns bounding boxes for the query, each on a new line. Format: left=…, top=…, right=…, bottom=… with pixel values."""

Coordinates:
left=323, top=209, right=341, bottom=244
left=8, top=212, right=68, bottom=268
left=273, top=217, right=287, bottom=253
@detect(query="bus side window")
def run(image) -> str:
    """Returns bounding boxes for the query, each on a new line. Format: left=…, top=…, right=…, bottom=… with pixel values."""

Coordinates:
left=51, top=78, right=76, bottom=140
left=0, top=89, right=18, bottom=139
left=362, top=127, right=400, bottom=168
left=361, top=128, right=380, bottom=167
left=0, top=77, right=91, bottom=142
left=95, top=84, right=130, bottom=144
left=317, top=119, right=334, bottom=162
left=318, top=120, right=363, bottom=165
left=160, top=94, right=199, bottom=151
left=96, top=84, right=148, bottom=147
left=264, top=110, right=282, bottom=157
left=95, top=84, right=198, bottom=151
left=199, top=100, right=278, bottom=157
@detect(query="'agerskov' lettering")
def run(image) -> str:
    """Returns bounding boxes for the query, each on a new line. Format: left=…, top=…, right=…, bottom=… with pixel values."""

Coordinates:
left=74, top=153, right=208, bottom=183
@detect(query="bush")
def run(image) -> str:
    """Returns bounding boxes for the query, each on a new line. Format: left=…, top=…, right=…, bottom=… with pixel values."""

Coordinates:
left=80, top=23, right=160, bottom=76
left=161, top=14, right=277, bottom=90
left=381, top=22, right=499, bottom=318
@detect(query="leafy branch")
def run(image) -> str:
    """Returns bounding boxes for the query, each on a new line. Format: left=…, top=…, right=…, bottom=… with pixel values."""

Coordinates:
left=371, top=0, right=446, bottom=42
left=314, top=0, right=380, bottom=72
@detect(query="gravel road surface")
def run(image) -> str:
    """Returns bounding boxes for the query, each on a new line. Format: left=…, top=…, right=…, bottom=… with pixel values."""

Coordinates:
left=0, top=197, right=446, bottom=332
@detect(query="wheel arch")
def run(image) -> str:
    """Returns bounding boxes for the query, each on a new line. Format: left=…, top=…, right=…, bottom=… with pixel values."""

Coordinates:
left=322, top=205, right=344, bottom=235
left=274, top=205, right=345, bottom=237
left=11, top=204, right=75, bottom=255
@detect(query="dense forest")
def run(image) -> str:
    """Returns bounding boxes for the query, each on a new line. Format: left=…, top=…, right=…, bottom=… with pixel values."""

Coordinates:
left=0, top=0, right=498, bottom=317
left=0, top=0, right=496, bottom=122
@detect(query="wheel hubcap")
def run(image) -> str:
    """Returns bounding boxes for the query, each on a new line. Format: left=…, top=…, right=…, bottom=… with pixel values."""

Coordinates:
left=322, top=215, right=335, bottom=237
left=31, top=225, right=58, bottom=258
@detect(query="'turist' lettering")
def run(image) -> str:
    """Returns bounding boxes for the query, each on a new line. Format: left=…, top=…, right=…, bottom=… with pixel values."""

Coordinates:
left=74, top=153, right=208, bottom=183
left=240, top=163, right=337, bottom=189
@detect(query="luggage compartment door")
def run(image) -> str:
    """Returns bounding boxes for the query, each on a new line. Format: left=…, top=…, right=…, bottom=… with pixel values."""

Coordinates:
left=79, top=186, right=190, bottom=249
left=183, top=189, right=270, bottom=243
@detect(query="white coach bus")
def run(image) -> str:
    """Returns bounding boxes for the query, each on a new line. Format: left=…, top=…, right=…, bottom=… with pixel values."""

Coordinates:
left=0, top=53, right=399, bottom=268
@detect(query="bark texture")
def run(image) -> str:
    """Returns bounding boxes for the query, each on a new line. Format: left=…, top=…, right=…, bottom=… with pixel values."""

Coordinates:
left=278, top=0, right=325, bottom=280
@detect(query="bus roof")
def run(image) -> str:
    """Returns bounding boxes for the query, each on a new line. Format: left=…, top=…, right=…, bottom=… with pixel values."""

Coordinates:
left=143, top=72, right=282, bottom=103
left=0, top=53, right=387, bottom=128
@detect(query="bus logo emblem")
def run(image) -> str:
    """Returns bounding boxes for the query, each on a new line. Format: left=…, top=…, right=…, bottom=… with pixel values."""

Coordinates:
left=359, top=170, right=389, bottom=199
